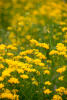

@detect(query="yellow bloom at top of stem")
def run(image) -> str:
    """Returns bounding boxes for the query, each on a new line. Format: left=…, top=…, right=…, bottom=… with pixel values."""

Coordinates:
left=8, top=77, right=19, bottom=84
left=0, top=83, right=4, bottom=89
left=43, top=89, right=52, bottom=94
left=52, top=95, right=62, bottom=100
left=58, top=76, right=64, bottom=81
left=56, top=66, right=66, bottom=74
left=44, top=81, right=52, bottom=85
left=62, top=27, right=67, bottom=32
left=0, top=64, right=4, bottom=69
left=20, top=74, right=29, bottom=79
left=56, top=87, right=65, bottom=93
left=56, top=43, right=67, bottom=52
left=32, top=81, right=38, bottom=86
left=43, top=70, right=50, bottom=75
left=30, top=39, right=49, bottom=49
left=49, top=50, right=58, bottom=55
left=0, top=77, right=4, bottom=81
left=0, top=89, right=19, bottom=100
left=0, top=44, right=6, bottom=50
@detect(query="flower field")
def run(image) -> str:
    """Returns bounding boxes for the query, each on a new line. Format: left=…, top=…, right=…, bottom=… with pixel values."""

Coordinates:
left=0, top=0, right=67, bottom=100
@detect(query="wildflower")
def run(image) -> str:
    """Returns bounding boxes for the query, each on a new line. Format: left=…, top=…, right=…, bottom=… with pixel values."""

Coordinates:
left=0, top=89, right=14, bottom=99
left=20, top=74, right=29, bottom=79
left=43, top=89, right=52, bottom=94
left=32, top=81, right=38, bottom=86
left=56, top=87, right=65, bottom=93
left=7, top=53, right=14, bottom=57
left=58, top=76, right=64, bottom=81
left=8, top=77, right=19, bottom=84
left=0, top=77, right=4, bottom=81
left=52, top=95, right=62, bottom=100
left=56, top=43, right=67, bottom=52
left=43, top=70, right=50, bottom=75
left=44, top=81, right=51, bottom=85
left=0, top=83, right=4, bottom=89
left=64, top=89, right=67, bottom=95
left=56, top=66, right=66, bottom=74
left=49, top=50, right=58, bottom=55
left=0, top=64, right=4, bottom=69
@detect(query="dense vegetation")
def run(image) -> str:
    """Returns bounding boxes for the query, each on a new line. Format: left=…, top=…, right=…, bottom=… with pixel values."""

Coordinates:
left=0, top=0, right=67, bottom=100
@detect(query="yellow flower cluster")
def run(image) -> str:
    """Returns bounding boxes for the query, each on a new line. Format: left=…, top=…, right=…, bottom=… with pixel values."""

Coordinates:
left=0, top=0, right=67, bottom=99
left=49, top=43, right=67, bottom=56
left=30, top=39, right=49, bottom=49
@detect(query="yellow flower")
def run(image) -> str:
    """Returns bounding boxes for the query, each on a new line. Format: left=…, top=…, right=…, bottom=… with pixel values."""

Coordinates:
left=0, top=64, right=4, bottom=69
left=47, top=60, right=52, bottom=64
left=58, top=76, right=64, bottom=81
left=56, top=43, right=67, bottom=52
left=0, top=77, right=4, bottom=81
left=43, top=70, right=50, bottom=75
left=32, top=81, right=38, bottom=86
left=0, top=88, right=19, bottom=100
left=43, top=89, right=52, bottom=94
left=12, top=89, right=19, bottom=94
left=31, top=77, right=36, bottom=81
left=26, top=35, right=31, bottom=40
left=49, top=50, right=58, bottom=55
left=56, top=66, right=66, bottom=74
left=64, top=89, right=67, bottom=95
left=0, top=44, right=6, bottom=50
left=7, top=53, right=14, bottom=57
left=20, top=74, right=29, bottom=79
left=44, top=81, right=51, bottom=85
left=52, top=95, right=62, bottom=100
left=62, top=27, right=67, bottom=32
left=0, top=83, right=4, bottom=89
left=8, top=77, right=19, bottom=84
left=30, top=39, right=49, bottom=49
left=56, top=87, right=65, bottom=93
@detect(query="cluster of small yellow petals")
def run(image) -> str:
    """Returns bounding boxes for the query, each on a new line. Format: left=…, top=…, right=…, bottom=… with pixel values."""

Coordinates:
left=20, top=74, right=29, bottom=79
left=0, top=83, right=4, bottom=89
left=47, top=60, right=52, bottom=64
left=31, top=77, right=38, bottom=86
left=49, top=43, right=67, bottom=56
left=0, top=77, right=4, bottom=81
left=16, top=69, right=24, bottom=74
left=24, top=56, right=33, bottom=63
left=56, top=87, right=65, bottom=93
left=8, top=77, right=19, bottom=84
left=58, top=76, right=64, bottom=81
left=0, top=64, right=4, bottom=69
left=43, top=89, right=52, bottom=94
left=0, top=56, right=4, bottom=62
left=56, top=66, right=66, bottom=74
left=2, top=70, right=11, bottom=78
left=20, top=49, right=33, bottom=56
left=44, top=81, right=51, bottom=85
left=64, top=89, right=67, bottom=95
left=56, top=43, right=67, bottom=52
left=43, top=70, right=50, bottom=75
left=0, top=89, right=19, bottom=100
left=49, top=50, right=58, bottom=55
left=0, top=44, right=6, bottom=50
left=52, top=95, right=62, bottom=100
left=35, top=52, right=46, bottom=59
left=32, top=81, right=38, bottom=86
left=30, top=39, right=49, bottom=49
left=62, top=27, right=67, bottom=32
left=0, top=1, right=67, bottom=99
left=12, top=89, right=19, bottom=94
left=7, top=45, right=17, bottom=50
left=7, top=52, right=14, bottom=57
